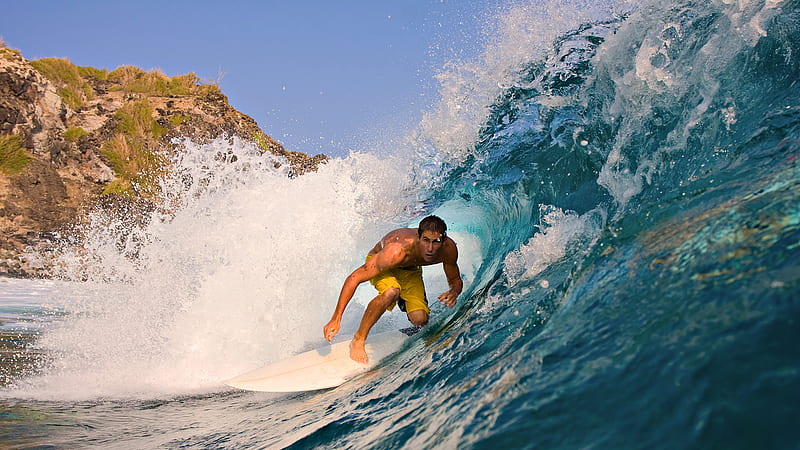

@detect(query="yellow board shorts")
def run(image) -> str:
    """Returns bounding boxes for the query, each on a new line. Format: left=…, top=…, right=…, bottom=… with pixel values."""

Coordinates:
left=366, top=256, right=430, bottom=314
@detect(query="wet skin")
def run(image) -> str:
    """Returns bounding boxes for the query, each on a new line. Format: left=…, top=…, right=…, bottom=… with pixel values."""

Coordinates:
left=323, top=228, right=462, bottom=363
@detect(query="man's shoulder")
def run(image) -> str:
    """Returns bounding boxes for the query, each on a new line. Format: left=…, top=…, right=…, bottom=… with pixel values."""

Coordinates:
left=384, top=227, right=417, bottom=237
left=376, top=241, right=410, bottom=261
left=442, top=237, right=459, bottom=261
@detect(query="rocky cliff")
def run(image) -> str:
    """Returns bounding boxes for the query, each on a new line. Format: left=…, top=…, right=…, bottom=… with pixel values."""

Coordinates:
left=0, top=45, right=326, bottom=277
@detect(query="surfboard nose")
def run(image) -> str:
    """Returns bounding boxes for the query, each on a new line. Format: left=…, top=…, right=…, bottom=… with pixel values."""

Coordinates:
left=224, top=330, right=410, bottom=392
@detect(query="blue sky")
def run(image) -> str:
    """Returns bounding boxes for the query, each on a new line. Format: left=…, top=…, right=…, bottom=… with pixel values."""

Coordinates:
left=1, top=1, right=508, bottom=158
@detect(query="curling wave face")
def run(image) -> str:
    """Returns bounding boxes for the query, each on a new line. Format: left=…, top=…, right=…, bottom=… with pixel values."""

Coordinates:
left=4, top=0, right=799, bottom=447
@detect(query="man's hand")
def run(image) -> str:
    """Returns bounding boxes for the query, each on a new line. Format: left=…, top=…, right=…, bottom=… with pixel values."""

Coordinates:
left=438, top=290, right=459, bottom=308
left=323, top=319, right=340, bottom=342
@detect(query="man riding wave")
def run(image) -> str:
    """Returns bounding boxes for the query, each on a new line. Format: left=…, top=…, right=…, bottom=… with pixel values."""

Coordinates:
left=323, top=216, right=463, bottom=363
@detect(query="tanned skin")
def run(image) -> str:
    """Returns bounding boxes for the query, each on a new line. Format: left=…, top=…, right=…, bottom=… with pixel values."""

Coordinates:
left=323, top=227, right=462, bottom=363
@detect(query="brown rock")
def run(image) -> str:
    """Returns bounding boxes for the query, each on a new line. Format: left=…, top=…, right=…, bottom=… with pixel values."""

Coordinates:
left=0, top=46, right=327, bottom=278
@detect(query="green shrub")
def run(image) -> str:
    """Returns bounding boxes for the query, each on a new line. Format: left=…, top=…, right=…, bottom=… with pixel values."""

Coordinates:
left=195, top=83, right=224, bottom=98
left=78, top=65, right=109, bottom=81
left=125, top=70, right=172, bottom=95
left=101, top=101, right=167, bottom=197
left=63, top=126, right=89, bottom=142
left=0, top=46, right=22, bottom=60
left=169, top=73, right=199, bottom=95
left=169, top=114, right=191, bottom=126
left=102, top=178, right=133, bottom=196
left=115, top=100, right=166, bottom=139
left=252, top=131, right=270, bottom=153
left=108, top=65, right=145, bottom=87
left=0, top=135, right=32, bottom=174
left=109, top=67, right=205, bottom=97
left=30, top=58, right=94, bottom=109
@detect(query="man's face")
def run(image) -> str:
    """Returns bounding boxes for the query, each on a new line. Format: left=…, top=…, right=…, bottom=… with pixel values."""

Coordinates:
left=419, top=230, right=445, bottom=262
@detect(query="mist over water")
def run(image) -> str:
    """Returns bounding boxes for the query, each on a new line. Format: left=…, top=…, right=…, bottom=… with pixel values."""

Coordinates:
left=13, top=139, right=418, bottom=398
left=2, top=0, right=799, bottom=447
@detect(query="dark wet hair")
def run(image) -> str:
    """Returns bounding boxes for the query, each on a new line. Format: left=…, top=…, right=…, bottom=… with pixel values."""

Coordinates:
left=418, top=215, right=447, bottom=238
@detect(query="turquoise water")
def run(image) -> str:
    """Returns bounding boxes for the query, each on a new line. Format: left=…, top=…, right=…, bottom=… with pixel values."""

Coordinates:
left=2, top=0, right=799, bottom=448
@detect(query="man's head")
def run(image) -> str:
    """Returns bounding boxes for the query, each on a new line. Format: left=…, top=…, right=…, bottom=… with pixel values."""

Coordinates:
left=418, top=215, right=447, bottom=238
left=417, top=216, right=447, bottom=262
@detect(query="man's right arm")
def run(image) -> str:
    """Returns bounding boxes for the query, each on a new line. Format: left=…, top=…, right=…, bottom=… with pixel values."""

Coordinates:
left=323, top=249, right=397, bottom=342
left=324, top=266, right=369, bottom=339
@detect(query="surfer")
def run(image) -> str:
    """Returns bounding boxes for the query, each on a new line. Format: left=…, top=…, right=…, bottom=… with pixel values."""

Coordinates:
left=323, top=215, right=463, bottom=363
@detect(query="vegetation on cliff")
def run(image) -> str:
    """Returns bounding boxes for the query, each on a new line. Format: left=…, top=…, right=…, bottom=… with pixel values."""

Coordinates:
left=28, top=58, right=225, bottom=108
left=0, top=42, right=327, bottom=277
left=29, top=58, right=95, bottom=109
left=0, top=135, right=32, bottom=174
left=102, top=100, right=168, bottom=196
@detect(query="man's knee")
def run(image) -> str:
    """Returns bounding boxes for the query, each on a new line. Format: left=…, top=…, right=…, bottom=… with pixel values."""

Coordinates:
left=407, top=310, right=428, bottom=327
left=374, top=288, right=399, bottom=309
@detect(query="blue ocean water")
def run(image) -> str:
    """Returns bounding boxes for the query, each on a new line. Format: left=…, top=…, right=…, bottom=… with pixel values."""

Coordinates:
left=1, top=0, right=799, bottom=448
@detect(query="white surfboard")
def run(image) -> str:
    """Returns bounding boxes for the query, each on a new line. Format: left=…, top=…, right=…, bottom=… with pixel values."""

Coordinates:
left=225, top=329, right=412, bottom=392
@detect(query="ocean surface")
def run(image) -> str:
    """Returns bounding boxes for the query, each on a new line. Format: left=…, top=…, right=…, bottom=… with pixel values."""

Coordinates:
left=2, top=0, right=799, bottom=448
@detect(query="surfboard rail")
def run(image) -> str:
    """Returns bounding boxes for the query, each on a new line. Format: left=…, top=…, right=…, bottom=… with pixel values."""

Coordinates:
left=225, top=330, right=410, bottom=392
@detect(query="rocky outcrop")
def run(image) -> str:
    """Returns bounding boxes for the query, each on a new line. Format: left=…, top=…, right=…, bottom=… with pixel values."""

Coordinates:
left=0, top=46, right=327, bottom=277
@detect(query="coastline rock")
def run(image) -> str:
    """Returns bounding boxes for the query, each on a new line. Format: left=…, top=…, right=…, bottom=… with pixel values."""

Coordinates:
left=0, top=46, right=327, bottom=278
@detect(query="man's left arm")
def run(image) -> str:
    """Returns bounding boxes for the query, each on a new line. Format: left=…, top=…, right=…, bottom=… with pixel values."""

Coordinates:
left=438, top=241, right=462, bottom=308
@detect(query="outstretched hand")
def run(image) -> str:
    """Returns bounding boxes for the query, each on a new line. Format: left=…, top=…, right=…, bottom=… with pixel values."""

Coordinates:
left=438, top=290, right=458, bottom=308
left=323, top=319, right=340, bottom=343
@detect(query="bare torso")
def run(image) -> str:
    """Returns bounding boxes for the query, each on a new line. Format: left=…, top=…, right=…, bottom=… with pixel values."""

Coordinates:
left=367, top=228, right=449, bottom=268
left=324, top=223, right=462, bottom=354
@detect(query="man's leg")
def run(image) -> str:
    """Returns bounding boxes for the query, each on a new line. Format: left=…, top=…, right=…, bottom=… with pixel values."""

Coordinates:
left=406, top=309, right=429, bottom=327
left=395, top=267, right=429, bottom=329
left=350, top=287, right=399, bottom=363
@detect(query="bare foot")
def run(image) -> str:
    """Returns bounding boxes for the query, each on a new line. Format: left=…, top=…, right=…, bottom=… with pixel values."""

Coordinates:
left=349, top=337, right=369, bottom=364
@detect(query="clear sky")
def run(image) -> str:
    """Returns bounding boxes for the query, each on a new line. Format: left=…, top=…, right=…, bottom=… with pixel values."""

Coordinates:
left=1, top=0, right=509, bottom=158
